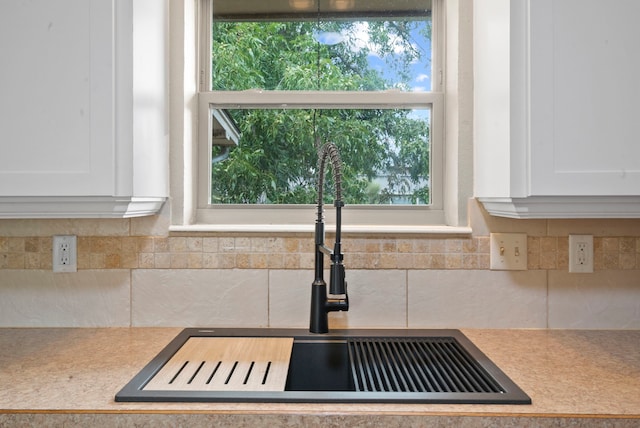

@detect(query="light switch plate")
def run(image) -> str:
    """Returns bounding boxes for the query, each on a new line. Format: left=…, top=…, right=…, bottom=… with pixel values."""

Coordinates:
left=490, top=233, right=527, bottom=271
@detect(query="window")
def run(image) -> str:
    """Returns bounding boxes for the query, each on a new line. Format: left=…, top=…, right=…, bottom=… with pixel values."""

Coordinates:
left=189, top=0, right=469, bottom=232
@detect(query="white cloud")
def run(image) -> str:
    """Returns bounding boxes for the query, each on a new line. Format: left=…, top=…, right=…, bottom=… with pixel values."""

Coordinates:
left=313, top=30, right=345, bottom=46
left=416, top=73, right=430, bottom=82
left=346, top=22, right=413, bottom=58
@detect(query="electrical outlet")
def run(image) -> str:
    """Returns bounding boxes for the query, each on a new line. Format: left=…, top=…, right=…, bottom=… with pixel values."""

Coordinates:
left=569, top=234, right=593, bottom=273
left=53, top=235, right=77, bottom=273
left=490, top=233, right=527, bottom=270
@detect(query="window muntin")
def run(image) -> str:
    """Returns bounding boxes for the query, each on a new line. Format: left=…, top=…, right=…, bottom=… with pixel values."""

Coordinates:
left=197, top=0, right=444, bottom=227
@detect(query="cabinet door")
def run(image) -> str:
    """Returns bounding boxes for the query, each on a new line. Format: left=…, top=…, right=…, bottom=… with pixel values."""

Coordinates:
left=0, top=0, right=114, bottom=196
left=529, top=0, right=640, bottom=196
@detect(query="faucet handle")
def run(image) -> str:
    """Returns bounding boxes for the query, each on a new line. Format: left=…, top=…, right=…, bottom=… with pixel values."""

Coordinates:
left=329, top=261, right=346, bottom=295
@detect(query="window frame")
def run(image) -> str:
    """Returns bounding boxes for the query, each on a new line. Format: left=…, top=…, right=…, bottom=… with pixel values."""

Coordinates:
left=183, top=0, right=470, bottom=233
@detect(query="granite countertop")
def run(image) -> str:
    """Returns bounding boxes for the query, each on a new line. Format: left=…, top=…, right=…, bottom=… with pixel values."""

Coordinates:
left=0, top=328, right=638, bottom=427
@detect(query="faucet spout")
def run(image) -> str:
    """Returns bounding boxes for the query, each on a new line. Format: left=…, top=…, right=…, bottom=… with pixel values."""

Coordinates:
left=310, top=142, right=349, bottom=334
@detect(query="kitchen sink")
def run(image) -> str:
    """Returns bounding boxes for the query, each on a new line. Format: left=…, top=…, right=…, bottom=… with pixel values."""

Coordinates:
left=115, top=328, right=531, bottom=404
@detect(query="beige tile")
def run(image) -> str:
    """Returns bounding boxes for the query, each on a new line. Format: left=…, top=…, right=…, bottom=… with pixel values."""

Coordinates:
left=446, top=239, right=463, bottom=253
left=283, top=253, right=301, bottom=269
left=249, top=253, right=268, bottom=269
left=412, top=253, right=431, bottom=269
left=121, top=237, right=139, bottom=254
left=283, top=238, right=302, bottom=253
left=462, top=238, right=477, bottom=253
left=169, top=237, right=187, bottom=252
left=619, top=253, right=636, bottom=270
left=153, top=253, right=171, bottom=269
left=7, top=237, right=24, bottom=252
left=397, top=239, right=414, bottom=253
left=445, top=253, right=463, bottom=269
left=234, top=237, right=251, bottom=252
left=268, top=270, right=312, bottom=328
left=236, top=253, right=250, bottom=269
left=298, top=253, right=314, bottom=270
left=250, top=237, right=269, bottom=252
left=89, top=254, right=106, bottom=269
left=408, top=270, right=547, bottom=328
left=267, top=253, right=285, bottom=269
left=0, top=270, right=131, bottom=327
left=549, top=270, right=640, bottom=328
left=77, top=236, right=93, bottom=257
left=202, top=237, right=219, bottom=253
left=138, top=237, right=155, bottom=253
left=120, top=253, right=138, bottom=269
left=154, top=237, right=170, bottom=253
left=331, top=270, right=407, bottom=329
left=139, top=253, right=155, bottom=269
left=92, top=237, right=121, bottom=253
left=381, top=239, right=397, bottom=252
left=378, top=253, right=398, bottom=269
left=105, top=254, right=121, bottom=269
left=620, top=237, right=636, bottom=253
left=431, top=254, right=445, bottom=269
left=170, top=253, right=189, bottom=268
left=266, top=237, right=285, bottom=252
left=219, top=237, right=235, bottom=252
left=6, top=254, right=25, bottom=269
left=413, top=239, right=430, bottom=253
left=202, top=253, right=222, bottom=269
left=186, top=237, right=203, bottom=252
left=219, top=253, right=237, bottom=269
left=429, top=239, right=446, bottom=253
left=24, top=237, right=39, bottom=253
left=187, top=253, right=203, bottom=269
left=602, top=237, right=620, bottom=253
left=132, top=269, right=269, bottom=327
left=24, top=253, right=40, bottom=269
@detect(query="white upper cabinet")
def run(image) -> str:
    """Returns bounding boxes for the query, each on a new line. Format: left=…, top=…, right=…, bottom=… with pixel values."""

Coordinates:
left=0, top=0, right=168, bottom=218
left=474, top=0, right=640, bottom=218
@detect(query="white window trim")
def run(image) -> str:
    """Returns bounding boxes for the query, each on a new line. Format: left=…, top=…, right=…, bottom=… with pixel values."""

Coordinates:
left=169, top=0, right=473, bottom=235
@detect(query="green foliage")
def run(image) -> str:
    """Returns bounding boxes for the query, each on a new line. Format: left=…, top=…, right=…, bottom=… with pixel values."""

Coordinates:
left=210, top=18, right=432, bottom=205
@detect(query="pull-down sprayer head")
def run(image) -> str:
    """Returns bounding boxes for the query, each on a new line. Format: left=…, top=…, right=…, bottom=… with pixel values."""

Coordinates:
left=316, top=142, right=346, bottom=296
left=310, top=142, right=349, bottom=333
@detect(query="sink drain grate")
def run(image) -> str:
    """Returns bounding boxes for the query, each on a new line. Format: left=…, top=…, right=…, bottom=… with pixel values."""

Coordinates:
left=347, top=337, right=505, bottom=393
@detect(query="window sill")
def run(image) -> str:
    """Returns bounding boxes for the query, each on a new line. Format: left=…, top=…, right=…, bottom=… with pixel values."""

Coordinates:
left=169, top=223, right=472, bottom=236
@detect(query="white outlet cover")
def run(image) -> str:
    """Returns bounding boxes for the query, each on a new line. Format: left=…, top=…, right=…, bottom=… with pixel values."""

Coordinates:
left=569, top=234, right=594, bottom=273
left=490, top=233, right=528, bottom=271
left=53, top=235, right=77, bottom=273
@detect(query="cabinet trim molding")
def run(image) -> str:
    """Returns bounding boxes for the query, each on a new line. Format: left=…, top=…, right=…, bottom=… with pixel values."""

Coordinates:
left=0, top=197, right=166, bottom=219
left=478, top=196, right=640, bottom=219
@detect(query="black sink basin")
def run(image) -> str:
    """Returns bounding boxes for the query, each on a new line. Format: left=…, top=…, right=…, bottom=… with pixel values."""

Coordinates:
left=285, top=340, right=353, bottom=392
left=115, top=328, right=531, bottom=404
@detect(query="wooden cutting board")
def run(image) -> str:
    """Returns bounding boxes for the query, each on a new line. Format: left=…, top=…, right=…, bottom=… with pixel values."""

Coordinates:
left=143, top=337, right=294, bottom=392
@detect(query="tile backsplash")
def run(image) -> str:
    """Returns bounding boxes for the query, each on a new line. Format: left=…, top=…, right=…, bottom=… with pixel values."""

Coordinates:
left=2, top=234, right=640, bottom=272
left=1, top=199, right=639, bottom=329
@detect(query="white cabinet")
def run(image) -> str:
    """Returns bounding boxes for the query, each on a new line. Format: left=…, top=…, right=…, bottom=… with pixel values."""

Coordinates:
left=474, top=0, right=640, bottom=218
left=0, top=0, right=168, bottom=218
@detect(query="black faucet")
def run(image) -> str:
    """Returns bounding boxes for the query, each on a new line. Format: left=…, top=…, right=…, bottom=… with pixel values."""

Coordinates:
left=310, top=142, right=349, bottom=334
